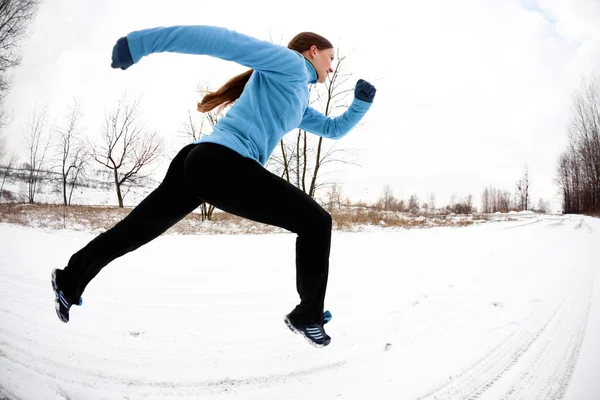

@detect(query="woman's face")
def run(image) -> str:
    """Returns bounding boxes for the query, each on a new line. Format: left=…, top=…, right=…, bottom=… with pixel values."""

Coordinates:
left=306, top=46, right=335, bottom=83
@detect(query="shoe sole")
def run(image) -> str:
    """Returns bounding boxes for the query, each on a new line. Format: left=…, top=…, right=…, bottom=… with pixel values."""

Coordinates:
left=284, top=316, right=330, bottom=348
left=51, top=269, right=68, bottom=323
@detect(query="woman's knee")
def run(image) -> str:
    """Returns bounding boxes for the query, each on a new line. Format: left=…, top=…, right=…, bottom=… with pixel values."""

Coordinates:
left=321, top=210, right=333, bottom=231
left=301, top=207, right=332, bottom=235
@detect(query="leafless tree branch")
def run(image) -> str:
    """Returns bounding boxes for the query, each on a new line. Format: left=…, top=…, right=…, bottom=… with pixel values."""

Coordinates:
left=92, top=94, right=164, bottom=207
left=23, top=102, right=51, bottom=203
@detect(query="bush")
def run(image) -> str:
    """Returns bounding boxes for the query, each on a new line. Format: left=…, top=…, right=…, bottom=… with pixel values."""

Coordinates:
left=0, top=190, right=16, bottom=202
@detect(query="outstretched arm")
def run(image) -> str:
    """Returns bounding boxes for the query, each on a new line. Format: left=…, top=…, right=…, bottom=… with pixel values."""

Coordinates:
left=112, top=25, right=304, bottom=80
left=299, top=79, right=376, bottom=139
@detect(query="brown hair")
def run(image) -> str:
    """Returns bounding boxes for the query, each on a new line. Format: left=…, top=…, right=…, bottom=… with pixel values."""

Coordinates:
left=197, top=32, right=333, bottom=113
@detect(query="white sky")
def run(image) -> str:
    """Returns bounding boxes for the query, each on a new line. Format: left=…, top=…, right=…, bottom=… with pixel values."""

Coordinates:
left=3, top=0, right=600, bottom=211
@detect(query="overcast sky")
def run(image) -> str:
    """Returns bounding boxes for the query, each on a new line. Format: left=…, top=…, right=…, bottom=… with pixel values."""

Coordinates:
left=3, top=0, right=600, bottom=211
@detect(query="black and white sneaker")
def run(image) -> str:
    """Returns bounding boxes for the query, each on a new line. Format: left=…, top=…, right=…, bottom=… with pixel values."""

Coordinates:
left=284, top=314, right=331, bottom=347
left=51, top=269, right=82, bottom=323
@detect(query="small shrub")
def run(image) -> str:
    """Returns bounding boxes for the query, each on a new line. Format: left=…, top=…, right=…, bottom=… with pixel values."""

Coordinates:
left=0, top=190, right=16, bottom=202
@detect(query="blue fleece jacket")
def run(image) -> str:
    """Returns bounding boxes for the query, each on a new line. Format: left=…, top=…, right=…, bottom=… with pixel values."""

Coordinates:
left=126, top=25, right=372, bottom=166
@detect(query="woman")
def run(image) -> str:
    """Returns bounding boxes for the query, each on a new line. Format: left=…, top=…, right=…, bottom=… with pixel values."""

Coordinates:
left=51, top=25, right=376, bottom=347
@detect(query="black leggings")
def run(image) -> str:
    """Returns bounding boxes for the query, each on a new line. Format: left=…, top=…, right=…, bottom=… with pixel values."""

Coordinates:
left=62, top=143, right=332, bottom=324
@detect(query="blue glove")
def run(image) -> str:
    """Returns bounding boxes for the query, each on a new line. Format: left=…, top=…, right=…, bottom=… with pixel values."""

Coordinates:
left=354, top=79, right=376, bottom=103
left=111, top=37, right=134, bottom=70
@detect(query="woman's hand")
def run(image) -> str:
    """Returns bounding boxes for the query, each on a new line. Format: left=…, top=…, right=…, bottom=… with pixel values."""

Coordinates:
left=111, top=37, right=134, bottom=70
left=354, top=79, right=376, bottom=103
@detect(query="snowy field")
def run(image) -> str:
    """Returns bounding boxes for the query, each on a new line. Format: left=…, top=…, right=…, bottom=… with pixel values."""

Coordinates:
left=0, top=171, right=156, bottom=208
left=1, top=213, right=599, bottom=399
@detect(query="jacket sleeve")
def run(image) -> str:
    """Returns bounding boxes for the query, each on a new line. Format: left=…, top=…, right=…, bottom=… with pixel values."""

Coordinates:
left=126, top=25, right=304, bottom=80
left=298, top=99, right=372, bottom=139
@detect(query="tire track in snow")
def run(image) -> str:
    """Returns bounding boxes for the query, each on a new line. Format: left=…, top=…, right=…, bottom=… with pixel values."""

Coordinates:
left=0, top=386, right=21, bottom=400
left=499, top=271, right=594, bottom=400
left=503, top=219, right=544, bottom=230
left=574, top=217, right=594, bottom=234
left=412, top=262, right=593, bottom=400
left=0, top=329, right=346, bottom=398
left=0, top=269, right=347, bottom=397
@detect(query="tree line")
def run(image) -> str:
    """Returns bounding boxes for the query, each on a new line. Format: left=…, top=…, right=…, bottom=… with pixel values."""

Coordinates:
left=366, top=165, right=549, bottom=216
left=556, top=76, right=600, bottom=215
left=0, top=96, right=164, bottom=207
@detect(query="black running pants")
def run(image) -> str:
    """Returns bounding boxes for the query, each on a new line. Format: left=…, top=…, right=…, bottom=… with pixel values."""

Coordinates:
left=62, top=143, right=331, bottom=324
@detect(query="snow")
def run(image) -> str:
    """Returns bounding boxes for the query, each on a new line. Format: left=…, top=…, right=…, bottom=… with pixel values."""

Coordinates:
left=0, top=171, right=156, bottom=207
left=1, top=214, right=599, bottom=399
left=518, top=210, right=535, bottom=215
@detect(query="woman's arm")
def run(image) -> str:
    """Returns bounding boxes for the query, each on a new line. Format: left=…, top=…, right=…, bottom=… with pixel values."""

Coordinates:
left=299, top=99, right=372, bottom=139
left=125, top=25, right=304, bottom=80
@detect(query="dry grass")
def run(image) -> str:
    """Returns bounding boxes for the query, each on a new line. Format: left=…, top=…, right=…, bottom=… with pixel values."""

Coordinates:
left=0, top=203, right=129, bottom=230
left=329, top=208, right=478, bottom=231
left=0, top=203, right=286, bottom=235
left=0, top=203, right=479, bottom=235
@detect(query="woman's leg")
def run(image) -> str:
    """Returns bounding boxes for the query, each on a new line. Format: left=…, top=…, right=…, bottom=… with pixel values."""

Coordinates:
left=58, top=144, right=203, bottom=302
left=184, top=143, right=332, bottom=325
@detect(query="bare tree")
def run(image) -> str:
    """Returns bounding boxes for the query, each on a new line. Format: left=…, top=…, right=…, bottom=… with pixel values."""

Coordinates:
left=92, top=95, right=164, bottom=208
left=0, top=131, right=17, bottom=200
left=180, top=86, right=220, bottom=142
left=178, top=82, right=225, bottom=221
left=398, top=199, right=406, bottom=212
left=465, top=194, right=474, bottom=214
left=556, top=75, right=600, bottom=214
left=536, top=198, right=549, bottom=213
left=0, top=130, right=6, bottom=160
left=489, top=186, right=499, bottom=212
left=498, top=190, right=512, bottom=212
left=179, top=109, right=217, bottom=220
left=482, top=185, right=516, bottom=213
left=307, top=50, right=356, bottom=198
left=447, top=194, right=472, bottom=214
left=516, top=165, right=530, bottom=211
left=407, top=194, right=419, bottom=214
left=0, top=152, right=17, bottom=200
left=428, top=193, right=436, bottom=215
left=481, top=187, right=491, bottom=214
left=453, top=195, right=474, bottom=214
left=449, top=193, right=457, bottom=210
left=180, top=110, right=202, bottom=142
left=325, top=182, right=343, bottom=212
left=376, top=184, right=396, bottom=211
left=0, top=0, right=41, bottom=126
left=556, top=149, right=575, bottom=212
left=23, top=104, right=51, bottom=203
left=54, top=99, right=89, bottom=205
left=268, top=48, right=357, bottom=199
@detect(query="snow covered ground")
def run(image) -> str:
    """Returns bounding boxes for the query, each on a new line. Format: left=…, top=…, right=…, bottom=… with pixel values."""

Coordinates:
left=1, top=213, right=599, bottom=399
left=0, top=170, right=157, bottom=207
